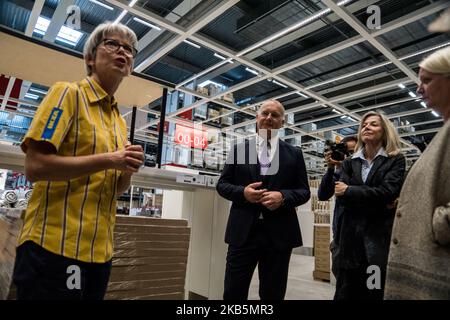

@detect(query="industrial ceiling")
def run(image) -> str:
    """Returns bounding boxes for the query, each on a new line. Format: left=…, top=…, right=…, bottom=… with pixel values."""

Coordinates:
left=1, top=0, right=449, bottom=176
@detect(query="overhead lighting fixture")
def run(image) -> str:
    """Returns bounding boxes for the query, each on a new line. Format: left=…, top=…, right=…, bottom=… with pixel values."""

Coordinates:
left=270, top=79, right=288, bottom=88
left=296, top=92, right=308, bottom=98
left=29, top=88, right=48, bottom=95
left=183, top=40, right=200, bottom=49
left=24, top=93, right=39, bottom=100
left=237, top=0, right=353, bottom=57
left=408, top=92, right=417, bottom=98
left=420, top=102, right=427, bottom=108
left=114, top=0, right=141, bottom=24
left=398, top=83, right=406, bottom=89
left=431, top=111, right=440, bottom=117
left=89, top=0, right=114, bottom=10
left=133, top=17, right=161, bottom=30
left=214, top=53, right=227, bottom=60
left=332, top=109, right=342, bottom=114
left=33, top=17, right=82, bottom=46
left=114, top=10, right=128, bottom=24
left=57, top=25, right=83, bottom=46
left=34, top=16, right=49, bottom=35
left=198, top=80, right=224, bottom=88
left=400, top=41, right=450, bottom=60
left=340, top=115, right=357, bottom=122
left=245, top=67, right=259, bottom=76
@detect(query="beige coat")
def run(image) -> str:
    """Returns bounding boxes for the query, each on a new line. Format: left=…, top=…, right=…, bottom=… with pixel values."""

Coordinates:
left=385, top=120, right=450, bottom=299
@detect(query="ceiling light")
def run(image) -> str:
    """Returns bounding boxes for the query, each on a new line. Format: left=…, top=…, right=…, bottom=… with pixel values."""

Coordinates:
left=57, top=25, right=83, bottom=46
left=408, top=92, right=417, bottom=98
left=420, top=102, right=427, bottom=108
left=306, top=62, right=391, bottom=90
left=296, top=92, right=308, bottom=98
left=128, top=0, right=138, bottom=6
left=114, top=10, right=128, bottom=24
left=332, top=109, right=342, bottom=114
left=133, top=17, right=161, bottom=30
left=237, top=1, right=353, bottom=57
left=398, top=83, right=406, bottom=89
left=24, top=93, right=39, bottom=100
left=29, top=88, right=48, bottom=95
left=269, top=79, right=287, bottom=88
left=183, top=40, right=200, bottom=49
left=214, top=53, right=227, bottom=60
left=431, top=111, right=439, bottom=117
left=400, top=41, right=450, bottom=60
left=34, top=16, right=49, bottom=34
left=89, top=0, right=113, bottom=10
left=245, top=67, right=259, bottom=76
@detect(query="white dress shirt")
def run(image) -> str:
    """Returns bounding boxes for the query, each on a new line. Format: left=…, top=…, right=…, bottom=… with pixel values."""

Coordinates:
left=352, top=147, right=388, bottom=183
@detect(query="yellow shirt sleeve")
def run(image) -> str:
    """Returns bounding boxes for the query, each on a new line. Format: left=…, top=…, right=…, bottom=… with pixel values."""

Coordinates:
left=21, top=82, right=76, bottom=153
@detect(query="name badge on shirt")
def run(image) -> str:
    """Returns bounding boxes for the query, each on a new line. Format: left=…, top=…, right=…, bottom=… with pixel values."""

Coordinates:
left=42, top=107, right=63, bottom=140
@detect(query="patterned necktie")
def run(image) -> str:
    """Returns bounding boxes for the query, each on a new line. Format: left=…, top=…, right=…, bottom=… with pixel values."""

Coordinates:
left=260, top=141, right=271, bottom=176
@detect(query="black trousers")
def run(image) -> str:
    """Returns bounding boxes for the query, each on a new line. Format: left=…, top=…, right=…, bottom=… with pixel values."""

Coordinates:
left=334, top=264, right=386, bottom=300
left=12, top=241, right=112, bottom=300
left=223, top=219, right=292, bottom=300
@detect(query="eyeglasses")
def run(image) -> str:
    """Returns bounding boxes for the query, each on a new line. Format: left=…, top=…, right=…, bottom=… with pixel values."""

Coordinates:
left=100, top=38, right=137, bottom=58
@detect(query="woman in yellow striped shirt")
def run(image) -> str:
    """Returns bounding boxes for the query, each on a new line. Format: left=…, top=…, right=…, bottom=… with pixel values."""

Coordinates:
left=12, top=22, right=144, bottom=300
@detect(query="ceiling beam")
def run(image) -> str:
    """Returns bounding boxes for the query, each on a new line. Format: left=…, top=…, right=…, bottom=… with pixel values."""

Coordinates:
left=43, top=0, right=76, bottom=43
left=322, top=0, right=419, bottom=85
left=24, top=0, right=45, bottom=36
left=132, top=0, right=239, bottom=72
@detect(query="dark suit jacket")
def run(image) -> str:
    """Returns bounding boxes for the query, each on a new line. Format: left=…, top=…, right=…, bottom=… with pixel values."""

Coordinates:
left=216, top=139, right=310, bottom=250
left=335, top=153, right=406, bottom=270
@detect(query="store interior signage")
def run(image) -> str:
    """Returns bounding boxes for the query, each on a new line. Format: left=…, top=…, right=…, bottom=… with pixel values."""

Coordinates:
left=174, top=125, right=208, bottom=150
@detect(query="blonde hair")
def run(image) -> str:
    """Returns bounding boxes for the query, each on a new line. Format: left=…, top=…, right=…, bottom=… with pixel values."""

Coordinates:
left=354, top=111, right=401, bottom=157
left=419, top=46, right=450, bottom=74
left=83, top=22, right=138, bottom=76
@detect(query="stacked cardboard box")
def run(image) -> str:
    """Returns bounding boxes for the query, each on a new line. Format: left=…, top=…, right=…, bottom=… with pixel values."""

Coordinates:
left=106, top=215, right=190, bottom=300
left=222, top=92, right=234, bottom=104
left=196, top=86, right=209, bottom=96
left=313, top=225, right=330, bottom=281
left=0, top=209, right=23, bottom=300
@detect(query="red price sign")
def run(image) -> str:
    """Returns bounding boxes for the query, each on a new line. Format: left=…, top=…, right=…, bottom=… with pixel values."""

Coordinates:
left=175, top=125, right=208, bottom=149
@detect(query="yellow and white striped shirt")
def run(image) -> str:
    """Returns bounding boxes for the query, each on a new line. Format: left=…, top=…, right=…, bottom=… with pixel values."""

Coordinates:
left=19, top=77, right=127, bottom=263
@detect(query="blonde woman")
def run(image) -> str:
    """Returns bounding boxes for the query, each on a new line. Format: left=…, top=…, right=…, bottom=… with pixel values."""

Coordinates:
left=385, top=47, right=450, bottom=299
left=333, top=111, right=406, bottom=300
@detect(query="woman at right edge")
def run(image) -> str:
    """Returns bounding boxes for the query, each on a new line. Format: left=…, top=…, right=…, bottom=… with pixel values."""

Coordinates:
left=384, top=47, right=450, bottom=299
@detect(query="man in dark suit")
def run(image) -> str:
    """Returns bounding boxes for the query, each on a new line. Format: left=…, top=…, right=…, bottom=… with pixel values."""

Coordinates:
left=216, top=100, right=310, bottom=300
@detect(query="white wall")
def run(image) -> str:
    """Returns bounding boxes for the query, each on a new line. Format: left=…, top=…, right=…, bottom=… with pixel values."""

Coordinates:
left=297, top=195, right=314, bottom=248
left=161, top=190, right=184, bottom=219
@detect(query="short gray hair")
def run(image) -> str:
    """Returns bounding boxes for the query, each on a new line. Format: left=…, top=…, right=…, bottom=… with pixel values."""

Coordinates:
left=419, top=46, right=450, bottom=75
left=83, top=22, right=138, bottom=76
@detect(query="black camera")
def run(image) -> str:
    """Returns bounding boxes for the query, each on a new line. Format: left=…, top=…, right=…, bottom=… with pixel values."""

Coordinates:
left=325, top=140, right=349, bottom=161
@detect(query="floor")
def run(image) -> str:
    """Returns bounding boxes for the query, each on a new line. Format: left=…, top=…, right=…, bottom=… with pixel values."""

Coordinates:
left=248, top=254, right=335, bottom=300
